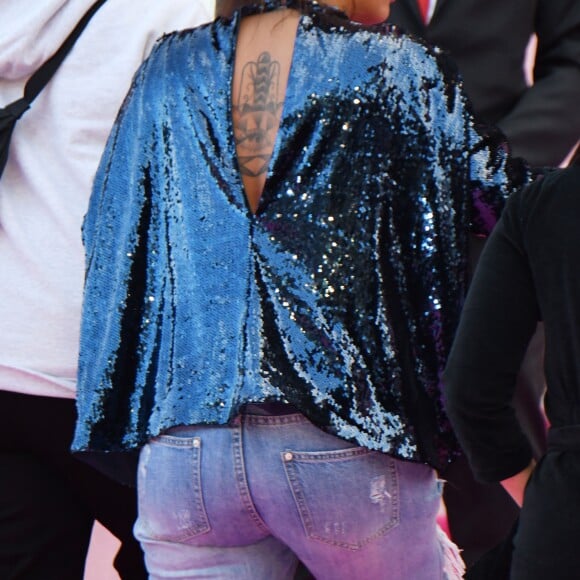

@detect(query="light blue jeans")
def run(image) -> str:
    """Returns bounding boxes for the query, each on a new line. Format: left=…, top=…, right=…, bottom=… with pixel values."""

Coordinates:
left=134, top=407, right=461, bottom=579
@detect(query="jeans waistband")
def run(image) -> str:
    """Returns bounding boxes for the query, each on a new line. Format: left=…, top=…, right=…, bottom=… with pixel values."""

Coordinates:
left=241, top=403, right=310, bottom=426
left=242, top=402, right=299, bottom=416
left=547, top=425, right=580, bottom=452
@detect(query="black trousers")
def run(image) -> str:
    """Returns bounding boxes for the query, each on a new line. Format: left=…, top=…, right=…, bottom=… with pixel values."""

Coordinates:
left=0, top=390, right=146, bottom=580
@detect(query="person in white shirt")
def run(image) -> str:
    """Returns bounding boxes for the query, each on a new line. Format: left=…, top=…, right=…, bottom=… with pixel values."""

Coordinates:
left=0, top=1, right=214, bottom=577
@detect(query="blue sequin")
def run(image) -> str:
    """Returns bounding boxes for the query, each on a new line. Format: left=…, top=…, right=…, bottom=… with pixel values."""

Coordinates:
left=73, top=1, right=530, bottom=469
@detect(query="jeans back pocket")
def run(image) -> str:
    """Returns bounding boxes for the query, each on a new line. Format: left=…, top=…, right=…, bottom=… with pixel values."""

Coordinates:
left=135, top=435, right=210, bottom=543
left=282, top=446, right=399, bottom=550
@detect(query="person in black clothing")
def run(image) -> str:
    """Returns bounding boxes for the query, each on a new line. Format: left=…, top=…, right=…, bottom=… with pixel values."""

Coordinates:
left=444, top=152, right=580, bottom=579
left=389, top=0, right=580, bottom=564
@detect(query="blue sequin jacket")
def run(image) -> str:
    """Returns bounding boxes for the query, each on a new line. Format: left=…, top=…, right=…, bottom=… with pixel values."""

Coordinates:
left=73, top=1, right=530, bottom=470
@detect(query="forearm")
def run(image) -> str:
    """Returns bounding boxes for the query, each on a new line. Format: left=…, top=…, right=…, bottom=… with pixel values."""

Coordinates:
left=445, top=193, right=540, bottom=483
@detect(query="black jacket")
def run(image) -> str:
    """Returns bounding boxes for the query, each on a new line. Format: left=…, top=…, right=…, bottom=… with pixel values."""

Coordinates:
left=389, top=0, right=580, bottom=166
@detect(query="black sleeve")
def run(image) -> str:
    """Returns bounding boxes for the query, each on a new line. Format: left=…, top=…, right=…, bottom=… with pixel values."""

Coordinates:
left=443, top=189, right=539, bottom=483
left=497, top=0, right=580, bottom=166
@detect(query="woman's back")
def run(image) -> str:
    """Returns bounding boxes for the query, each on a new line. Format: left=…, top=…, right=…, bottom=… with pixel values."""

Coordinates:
left=74, top=1, right=529, bottom=471
left=233, top=8, right=299, bottom=212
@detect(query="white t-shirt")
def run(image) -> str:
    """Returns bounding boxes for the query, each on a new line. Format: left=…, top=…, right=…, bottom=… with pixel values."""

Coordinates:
left=0, top=0, right=214, bottom=398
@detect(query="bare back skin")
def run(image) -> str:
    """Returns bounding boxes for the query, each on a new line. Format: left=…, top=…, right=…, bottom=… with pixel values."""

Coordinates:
left=232, top=8, right=300, bottom=214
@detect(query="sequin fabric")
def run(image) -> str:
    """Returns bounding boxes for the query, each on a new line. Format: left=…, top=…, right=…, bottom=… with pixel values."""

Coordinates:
left=73, top=0, right=530, bottom=469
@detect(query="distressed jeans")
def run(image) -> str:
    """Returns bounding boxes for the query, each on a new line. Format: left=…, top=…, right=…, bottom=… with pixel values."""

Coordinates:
left=134, top=406, right=462, bottom=579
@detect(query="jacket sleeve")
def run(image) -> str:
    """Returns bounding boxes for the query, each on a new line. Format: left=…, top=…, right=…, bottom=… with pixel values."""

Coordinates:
left=74, top=47, right=164, bottom=451
left=443, top=187, right=539, bottom=482
left=424, top=46, right=532, bottom=237
left=497, top=0, right=580, bottom=166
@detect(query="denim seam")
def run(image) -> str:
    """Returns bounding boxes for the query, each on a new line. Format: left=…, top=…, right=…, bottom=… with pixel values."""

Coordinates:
left=389, top=457, right=400, bottom=529
left=189, top=438, right=212, bottom=539
left=138, top=439, right=211, bottom=542
left=243, top=413, right=310, bottom=426
left=152, top=434, right=201, bottom=446
left=286, top=447, right=373, bottom=461
left=232, top=421, right=270, bottom=533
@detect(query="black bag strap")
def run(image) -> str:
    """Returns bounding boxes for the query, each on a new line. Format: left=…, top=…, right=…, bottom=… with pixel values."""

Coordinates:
left=1, top=0, right=108, bottom=124
left=0, top=0, right=106, bottom=178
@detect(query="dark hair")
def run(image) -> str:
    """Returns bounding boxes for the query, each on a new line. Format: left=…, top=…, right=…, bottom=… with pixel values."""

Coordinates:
left=216, top=0, right=252, bottom=17
left=571, top=146, right=580, bottom=167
